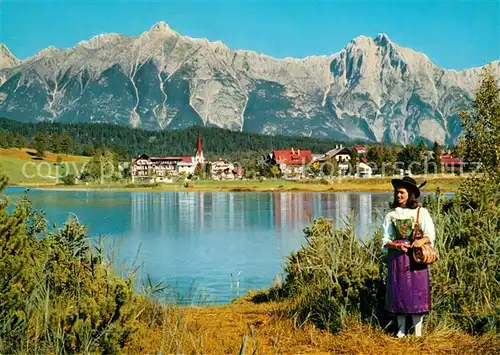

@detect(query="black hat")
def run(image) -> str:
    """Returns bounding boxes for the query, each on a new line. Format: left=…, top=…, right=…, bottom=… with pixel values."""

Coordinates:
left=391, top=176, right=427, bottom=198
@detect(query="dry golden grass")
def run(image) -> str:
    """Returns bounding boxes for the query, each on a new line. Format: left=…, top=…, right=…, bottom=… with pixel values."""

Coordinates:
left=126, top=297, right=499, bottom=354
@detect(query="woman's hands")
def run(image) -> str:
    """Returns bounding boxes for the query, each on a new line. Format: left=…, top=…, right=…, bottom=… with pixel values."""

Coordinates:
left=388, top=241, right=410, bottom=253
left=385, top=237, right=431, bottom=253
left=412, top=236, right=430, bottom=248
left=398, top=243, right=410, bottom=253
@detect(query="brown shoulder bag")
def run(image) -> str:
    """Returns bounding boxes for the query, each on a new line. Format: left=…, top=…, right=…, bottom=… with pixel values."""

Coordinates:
left=412, top=207, right=439, bottom=265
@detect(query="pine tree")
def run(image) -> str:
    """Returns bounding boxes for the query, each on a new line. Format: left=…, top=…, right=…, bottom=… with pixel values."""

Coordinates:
left=459, top=65, right=500, bottom=195
left=83, top=148, right=118, bottom=183
left=15, top=134, right=26, bottom=149
left=59, top=131, right=72, bottom=154
left=430, top=141, right=442, bottom=173
left=366, top=146, right=379, bottom=164
left=460, top=66, right=500, bottom=179
left=382, top=146, right=399, bottom=176
left=0, top=130, right=6, bottom=148
left=366, top=146, right=382, bottom=174
left=81, top=144, right=95, bottom=157
left=32, top=132, right=47, bottom=157
left=50, top=133, right=60, bottom=153
left=0, top=166, right=33, bottom=346
left=5, top=132, right=15, bottom=148
left=397, top=145, right=416, bottom=174
left=204, top=162, right=212, bottom=178
left=350, top=149, right=360, bottom=170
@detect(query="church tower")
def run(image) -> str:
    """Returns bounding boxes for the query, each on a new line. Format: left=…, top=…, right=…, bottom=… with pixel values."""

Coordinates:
left=194, top=134, right=204, bottom=165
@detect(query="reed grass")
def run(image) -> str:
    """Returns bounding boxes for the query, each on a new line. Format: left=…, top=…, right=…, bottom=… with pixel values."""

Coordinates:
left=275, top=188, right=499, bottom=337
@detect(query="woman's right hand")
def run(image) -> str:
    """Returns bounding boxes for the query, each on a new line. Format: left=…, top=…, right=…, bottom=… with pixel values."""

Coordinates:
left=398, top=243, right=409, bottom=253
left=389, top=242, right=409, bottom=252
left=387, top=241, right=410, bottom=252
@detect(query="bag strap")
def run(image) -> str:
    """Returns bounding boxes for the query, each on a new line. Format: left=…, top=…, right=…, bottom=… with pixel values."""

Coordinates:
left=412, top=207, right=421, bottom=240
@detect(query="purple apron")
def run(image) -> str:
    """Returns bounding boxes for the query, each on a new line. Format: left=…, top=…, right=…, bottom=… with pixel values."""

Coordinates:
left=385, top=218, right=431, bottom=314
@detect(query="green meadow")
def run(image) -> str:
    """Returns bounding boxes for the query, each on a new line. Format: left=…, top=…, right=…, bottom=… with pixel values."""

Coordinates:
left=34, top=175, right=462, bottom=193
left=0, top=148, right=89, bottom=185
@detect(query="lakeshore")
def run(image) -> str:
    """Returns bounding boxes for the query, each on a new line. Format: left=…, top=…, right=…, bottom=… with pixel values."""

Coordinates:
left=12, top=175, right=462, bottom=193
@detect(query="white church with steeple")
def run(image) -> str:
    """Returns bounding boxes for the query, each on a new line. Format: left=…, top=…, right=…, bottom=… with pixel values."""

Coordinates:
left=194, top=135, right=204, bottom=165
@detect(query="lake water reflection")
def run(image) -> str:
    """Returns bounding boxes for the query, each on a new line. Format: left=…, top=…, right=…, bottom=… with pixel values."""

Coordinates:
left=4, top=188, right=393, bottom=304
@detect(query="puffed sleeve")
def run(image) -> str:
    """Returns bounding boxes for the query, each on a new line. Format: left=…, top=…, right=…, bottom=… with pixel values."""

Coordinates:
left=381, top=212, right=394, bottom=251
left=419, top=208, right=436, bottom=246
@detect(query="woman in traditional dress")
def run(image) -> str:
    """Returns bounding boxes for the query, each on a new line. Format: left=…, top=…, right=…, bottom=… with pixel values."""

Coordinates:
left=381, top=176, right=435, bottom=338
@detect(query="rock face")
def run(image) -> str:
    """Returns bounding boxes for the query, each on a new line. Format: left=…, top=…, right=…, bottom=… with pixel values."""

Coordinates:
left=0, top=22, right=498, bottom=144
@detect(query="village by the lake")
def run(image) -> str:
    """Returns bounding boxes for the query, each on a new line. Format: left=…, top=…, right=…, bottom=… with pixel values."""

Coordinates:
left=129, top=136, right=462, bottom=183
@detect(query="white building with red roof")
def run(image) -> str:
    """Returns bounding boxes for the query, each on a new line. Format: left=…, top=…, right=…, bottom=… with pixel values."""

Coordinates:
left=177, top=156, right=196, bottom=175
left=131, top=135, right=205, bottom=182
left=268, top=148, right=312, bottom=177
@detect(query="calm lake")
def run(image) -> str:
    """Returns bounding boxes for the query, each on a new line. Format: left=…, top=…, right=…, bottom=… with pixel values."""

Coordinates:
left=5, top=187, right=396, bottom=304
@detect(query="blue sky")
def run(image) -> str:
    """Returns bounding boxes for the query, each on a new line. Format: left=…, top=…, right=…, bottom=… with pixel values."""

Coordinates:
left=1, top=0, right=498, bottom=70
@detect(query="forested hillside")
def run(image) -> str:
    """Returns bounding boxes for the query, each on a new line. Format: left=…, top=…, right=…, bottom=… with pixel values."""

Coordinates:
left=0, top=117, right=370, bottom=160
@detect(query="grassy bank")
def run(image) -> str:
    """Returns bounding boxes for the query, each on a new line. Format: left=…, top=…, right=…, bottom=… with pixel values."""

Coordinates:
left=20, top=175, right=462, bottom=193
left=126, top=295, right=499, bottom=354
left=0, top=148, right=89, bottom=184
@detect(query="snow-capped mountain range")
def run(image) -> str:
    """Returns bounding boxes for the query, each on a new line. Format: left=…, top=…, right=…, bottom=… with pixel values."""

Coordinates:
left=0, top=22, right=498, bottom=144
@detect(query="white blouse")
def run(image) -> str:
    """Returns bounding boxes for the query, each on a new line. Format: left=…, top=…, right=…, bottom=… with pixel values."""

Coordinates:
left=381, top=207, right=436, bottom=250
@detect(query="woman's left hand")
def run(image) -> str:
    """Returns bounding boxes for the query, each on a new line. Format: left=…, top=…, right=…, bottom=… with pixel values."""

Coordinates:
left=412, top=237, right=429, bottom=248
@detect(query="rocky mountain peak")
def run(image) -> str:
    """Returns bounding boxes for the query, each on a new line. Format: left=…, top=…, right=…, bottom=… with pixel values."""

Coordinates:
left=150, top=21, right=175, bottom=33
left=0, top=44, right=20, bottom=69
left=374, top=33, right=391, bottom=46
left=31, top=46, right=59, bottom=58
left=77, top=33, right=124, bottom=50
left=347, top=35, right=374, bottom=49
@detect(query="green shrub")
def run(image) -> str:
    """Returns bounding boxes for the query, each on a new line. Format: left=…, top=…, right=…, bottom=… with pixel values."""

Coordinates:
left=62, top=173, right=76, bottom=185
left=281, top=216, right=386, bottom=332
left=0, top=183, right=138, bottom=353
left=423, top=192, right=499, bottom=333
left=279, top=191, right=499, bottom=335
